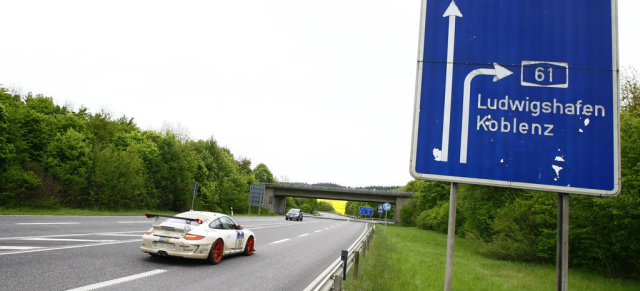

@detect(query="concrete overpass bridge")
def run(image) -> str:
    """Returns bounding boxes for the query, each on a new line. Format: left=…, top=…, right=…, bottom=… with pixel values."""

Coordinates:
left=257, top=183, right=415, bottom=223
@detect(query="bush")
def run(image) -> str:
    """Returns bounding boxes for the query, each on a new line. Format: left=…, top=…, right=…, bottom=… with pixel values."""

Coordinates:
left=481, top=193, right=556, bottom=262
left=300, top=204, right=312, bottom=214
left=399, top=198, right=417, bottom=226
left=415, top=202, right=450, bottom=233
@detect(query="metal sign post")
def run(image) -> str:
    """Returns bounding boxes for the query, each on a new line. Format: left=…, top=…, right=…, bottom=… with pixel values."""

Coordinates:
left=444, top=183, right=458, bottom=291
left=557, top=193, right=570, bottom=291
left=382, top=203, right=391, bottom=233
left=191, top=184, right=199, bottom=211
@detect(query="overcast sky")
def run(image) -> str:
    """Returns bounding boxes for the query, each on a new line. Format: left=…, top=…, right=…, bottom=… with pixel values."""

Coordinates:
left=1, top=0, right=638, bottom=188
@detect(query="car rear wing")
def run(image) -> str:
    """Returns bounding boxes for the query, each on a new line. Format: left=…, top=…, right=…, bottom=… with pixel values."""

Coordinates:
left=145, top=213, right=204, bottom=227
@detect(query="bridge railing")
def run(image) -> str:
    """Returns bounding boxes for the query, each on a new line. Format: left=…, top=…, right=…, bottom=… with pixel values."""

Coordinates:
left=303, top=223, right=375, bottom=291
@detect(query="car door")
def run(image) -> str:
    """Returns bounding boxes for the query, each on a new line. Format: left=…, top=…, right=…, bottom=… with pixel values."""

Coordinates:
left=218, top=216, right=239, bottom=253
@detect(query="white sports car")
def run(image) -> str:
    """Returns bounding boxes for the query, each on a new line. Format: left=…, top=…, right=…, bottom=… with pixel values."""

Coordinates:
left=140, top=211, right=255, bottom=264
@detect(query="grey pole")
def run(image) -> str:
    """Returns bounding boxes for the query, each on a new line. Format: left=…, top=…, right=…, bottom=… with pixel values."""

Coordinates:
left=444, top=182, right=458, bottom=291
left=557, top=193, right=569, bottom=291
left=191, top=185, right=197, bottom=211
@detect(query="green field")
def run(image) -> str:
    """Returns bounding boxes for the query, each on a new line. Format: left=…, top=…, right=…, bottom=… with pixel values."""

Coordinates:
left=344, top=226, right=640, bottom=291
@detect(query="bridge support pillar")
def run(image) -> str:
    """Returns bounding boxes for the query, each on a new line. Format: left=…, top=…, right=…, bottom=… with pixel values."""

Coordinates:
left=394, top=197, right=409, bottom=224
left=264, top=188, right=287, bottom=215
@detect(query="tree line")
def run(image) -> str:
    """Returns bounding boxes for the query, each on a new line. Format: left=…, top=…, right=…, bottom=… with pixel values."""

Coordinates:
left=398, top=70, right=640, bottom=280
left=0, top=88, right=278, bottom=213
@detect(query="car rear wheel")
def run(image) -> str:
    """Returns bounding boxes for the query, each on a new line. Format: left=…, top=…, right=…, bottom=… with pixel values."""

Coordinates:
left=243, top=236, right=255, bottom=256
left=207, top=239, right=224, bottom=265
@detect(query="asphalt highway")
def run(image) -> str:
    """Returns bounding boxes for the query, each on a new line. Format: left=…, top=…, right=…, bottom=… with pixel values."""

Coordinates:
left=0, top=215, right=367, bottom=291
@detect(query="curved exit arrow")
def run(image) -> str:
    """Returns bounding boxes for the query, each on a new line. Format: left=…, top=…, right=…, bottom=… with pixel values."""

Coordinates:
left=460, top=63, right=513, bottom=164
left=440, top=1, right=463, bottom=162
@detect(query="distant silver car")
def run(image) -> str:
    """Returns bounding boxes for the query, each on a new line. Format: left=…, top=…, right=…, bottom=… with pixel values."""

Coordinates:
left=285, top=208, right=303, bottom=221
left=141, top=211, right=255, bottom=264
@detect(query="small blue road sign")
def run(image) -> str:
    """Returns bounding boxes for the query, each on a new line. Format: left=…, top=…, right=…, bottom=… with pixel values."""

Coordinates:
left=383, top=203, right=391, bottom=211
left=410, top=0, right=620, bottom=196
left=378, top=204, right=383, bottom=214
left=359, top=206, right=374, bottom=216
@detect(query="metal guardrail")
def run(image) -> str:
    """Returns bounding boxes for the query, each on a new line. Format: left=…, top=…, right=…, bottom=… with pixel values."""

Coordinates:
left=304, top=223, right=375, bottom=291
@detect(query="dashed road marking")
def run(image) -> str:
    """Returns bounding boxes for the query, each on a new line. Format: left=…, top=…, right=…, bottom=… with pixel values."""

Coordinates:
left=271, top=239, right=291, bottom=244
left=16, top=222, right=80, bottom=225
left=0, top=246, right=43, bottom=250
left=0, top=239, right=140, bottom=256
left=19, top=238, right=118, bottom=243
left=65, top=269, right=167, bottom=291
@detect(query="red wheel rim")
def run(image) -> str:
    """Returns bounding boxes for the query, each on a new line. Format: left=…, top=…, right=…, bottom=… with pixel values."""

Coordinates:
left=246, top=237, right=254, bottom=255
left=212, top=241, right=223, bottom=263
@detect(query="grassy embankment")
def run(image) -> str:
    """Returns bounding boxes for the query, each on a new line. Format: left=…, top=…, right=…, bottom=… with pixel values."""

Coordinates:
left=344, top=226, right=640, bottom=291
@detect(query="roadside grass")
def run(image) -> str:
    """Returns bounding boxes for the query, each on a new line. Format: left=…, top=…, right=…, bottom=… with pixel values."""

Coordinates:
left=344, top=226, right=640, bottom=291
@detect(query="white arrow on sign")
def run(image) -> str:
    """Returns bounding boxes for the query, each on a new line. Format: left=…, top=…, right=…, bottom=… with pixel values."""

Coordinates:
left=460, top=63, right=513, bottom=164
left=439, top=0, right=463, bottom=162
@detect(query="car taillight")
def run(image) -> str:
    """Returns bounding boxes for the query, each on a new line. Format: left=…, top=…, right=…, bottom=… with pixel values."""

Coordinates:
left=184, top=233, right=205, bottom=240
left=145, top=228, right=153, bottom=235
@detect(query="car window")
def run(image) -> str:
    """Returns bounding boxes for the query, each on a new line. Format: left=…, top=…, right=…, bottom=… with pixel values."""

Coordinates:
left=219, top=217, right=237, bottom=230
left=209, top=218, right=223, bottom=229
left=289, top=209, right=300, bottom=213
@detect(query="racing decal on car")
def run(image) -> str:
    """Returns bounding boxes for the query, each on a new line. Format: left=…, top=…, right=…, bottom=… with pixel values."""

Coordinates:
left=159, top=237, right=171, bottom=243
left=236, top=231, right=245, bottom=249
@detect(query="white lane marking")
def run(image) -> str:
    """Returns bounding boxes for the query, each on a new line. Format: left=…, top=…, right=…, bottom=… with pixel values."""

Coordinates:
left=97, top=233, right=143, bottom=237
left=271, top=239, right=290, bottom=244
left=299, top=234, right=309, bottom=237
left=247, top=221, right=318, bottom=230
left=16, top=222, right=80, bottom=225
left=19, top=238, right=118, bottom=243
left=0, top=246, right=43, bottom=250
left=315, top=230, right=322, bottom=233
left=0, top=230, right=143, bottom=241
left=65, top=269, right=167, bottom=291
left=117, top=221, right=149, bottom=224
left=0, top=239, right=140, bottom=256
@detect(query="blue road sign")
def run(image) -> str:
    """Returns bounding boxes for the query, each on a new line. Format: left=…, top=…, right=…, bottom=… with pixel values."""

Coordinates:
left=410, top=0, right=620, bottom=196
left=378, top=204, right=383, bottom=214
left=383, top=203, right=391, bottom=211
left=359, top=206, right=374, bottom=216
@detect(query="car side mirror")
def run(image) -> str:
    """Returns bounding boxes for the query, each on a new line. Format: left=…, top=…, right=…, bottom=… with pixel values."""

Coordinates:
left=237, top=225, right=243, bottom=230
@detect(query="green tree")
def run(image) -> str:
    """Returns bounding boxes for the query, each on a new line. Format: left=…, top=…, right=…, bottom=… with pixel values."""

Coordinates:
left=317, top=201, right=335, bottom=212
left=44, top=128, right=92, bottom=207
left=253, top=163, right=276, bottom=183
left=457, top=185, right=520, bottom=240
left=621, top=67, right=640, bottom=115
left=90, top=146, right=147, bottom=210
left=401, top=180, right=450, bottom=226
left=0, top=102, right=14, bottom=171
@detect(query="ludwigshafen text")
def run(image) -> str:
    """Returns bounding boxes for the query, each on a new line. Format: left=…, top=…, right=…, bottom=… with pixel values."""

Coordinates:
left=477, top=94, right=605, bottom=117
